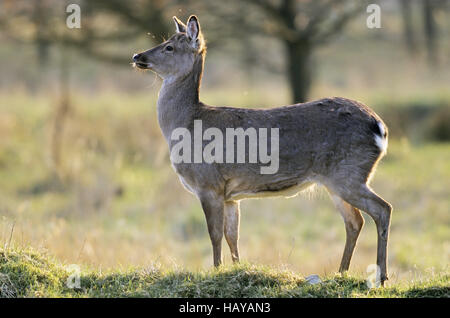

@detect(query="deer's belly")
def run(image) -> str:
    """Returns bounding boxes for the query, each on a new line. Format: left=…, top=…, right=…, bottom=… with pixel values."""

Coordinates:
left=227, top=180, right=315, bottom=201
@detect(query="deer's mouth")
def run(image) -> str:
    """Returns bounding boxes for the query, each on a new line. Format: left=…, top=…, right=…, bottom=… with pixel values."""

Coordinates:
left=134, top=62, right=151, bottom=70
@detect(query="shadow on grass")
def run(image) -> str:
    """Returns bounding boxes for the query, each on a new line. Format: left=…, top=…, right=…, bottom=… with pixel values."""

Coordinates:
left=402, top=285, right=450, bottom=298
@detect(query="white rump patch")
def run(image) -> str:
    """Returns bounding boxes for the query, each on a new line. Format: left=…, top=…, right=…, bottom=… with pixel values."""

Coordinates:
left=374, top=121, right=387, bottom=154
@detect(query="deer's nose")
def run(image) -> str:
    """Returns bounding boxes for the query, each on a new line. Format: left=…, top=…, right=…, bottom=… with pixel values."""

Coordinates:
left=133, top=53, right=141, bottom=62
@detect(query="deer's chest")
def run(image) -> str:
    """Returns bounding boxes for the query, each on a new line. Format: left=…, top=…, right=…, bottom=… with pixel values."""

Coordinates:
left=171, top=162, right=224, bottom=197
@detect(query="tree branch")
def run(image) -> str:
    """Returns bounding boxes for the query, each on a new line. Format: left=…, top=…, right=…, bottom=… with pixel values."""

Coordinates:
left=312, top=1, right=366, bottom=45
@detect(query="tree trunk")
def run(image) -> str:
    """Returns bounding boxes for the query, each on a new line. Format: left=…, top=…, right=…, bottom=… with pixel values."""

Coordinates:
left=51, top=45, right=71, bottom=178
left=423, top=0, right=438, bottom=66
left=400, top=0, right=418, bottom=57
left=285, top=40, right=312, bottom=103
left=33, top=0, right=50, bottom=66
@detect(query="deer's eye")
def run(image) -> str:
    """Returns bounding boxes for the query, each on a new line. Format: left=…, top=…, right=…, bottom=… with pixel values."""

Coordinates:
left=165, top=45, right=174, bottom=52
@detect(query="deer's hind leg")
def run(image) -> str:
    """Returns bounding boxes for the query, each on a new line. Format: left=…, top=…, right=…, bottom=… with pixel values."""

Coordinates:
left=224, top=201, right=240, bottom=263
left=332, top=183, right=392, bottom=286
left=328, top=191, right=365, bottom=273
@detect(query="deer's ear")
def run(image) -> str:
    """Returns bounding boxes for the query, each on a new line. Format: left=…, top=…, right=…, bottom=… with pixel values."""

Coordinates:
left=186, top=15, right=200, bottom=42
left=173, top=16, right=186, bottom=33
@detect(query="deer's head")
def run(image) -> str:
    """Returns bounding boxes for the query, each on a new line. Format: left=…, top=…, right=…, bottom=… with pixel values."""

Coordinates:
left=132, top=15, right=205, bottom=80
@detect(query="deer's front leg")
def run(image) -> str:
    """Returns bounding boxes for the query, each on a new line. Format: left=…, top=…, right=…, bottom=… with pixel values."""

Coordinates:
left=199, top=191, right=225, bottom=267
left=224, top=201, right=240, bottom=263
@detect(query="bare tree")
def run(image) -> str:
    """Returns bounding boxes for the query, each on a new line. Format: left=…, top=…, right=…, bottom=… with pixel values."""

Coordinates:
left=1, top=0, right=369, bottom=102
left=422, top=0, right=438, bottom=66
left=400, top=0, right=419, bottom=57
left=0, top=0, right=176, bottom=65
left=398, top=0, right=449, bottom=65
left=69, top=0, right=174, bottom=65
left=192, top=0, right=368, bottom=103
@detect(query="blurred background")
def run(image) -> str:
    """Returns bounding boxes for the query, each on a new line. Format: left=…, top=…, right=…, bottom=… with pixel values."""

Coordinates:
left=0, top=0, right=449, bottom=283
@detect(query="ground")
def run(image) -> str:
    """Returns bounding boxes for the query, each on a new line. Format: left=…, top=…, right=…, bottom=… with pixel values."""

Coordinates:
left=0, top=248, right=448, bottom=298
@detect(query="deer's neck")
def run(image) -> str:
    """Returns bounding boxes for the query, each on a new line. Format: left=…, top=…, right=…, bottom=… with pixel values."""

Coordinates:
left=157, top=55, right=204, bottom=142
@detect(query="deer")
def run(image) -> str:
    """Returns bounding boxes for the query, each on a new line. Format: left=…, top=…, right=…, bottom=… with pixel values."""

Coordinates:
left=132, top=15, right=393, bottom=286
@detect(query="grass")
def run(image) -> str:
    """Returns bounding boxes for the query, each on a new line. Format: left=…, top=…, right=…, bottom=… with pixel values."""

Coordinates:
left=1, top=247, right=448, bottom=298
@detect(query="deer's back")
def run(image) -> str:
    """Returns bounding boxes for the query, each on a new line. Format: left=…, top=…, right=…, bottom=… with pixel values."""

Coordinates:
left=198, top=96, right=384, bottom=157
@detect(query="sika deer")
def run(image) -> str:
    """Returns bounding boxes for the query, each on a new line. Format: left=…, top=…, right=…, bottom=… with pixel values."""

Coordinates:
left=132, top=15, right=392, bottom=286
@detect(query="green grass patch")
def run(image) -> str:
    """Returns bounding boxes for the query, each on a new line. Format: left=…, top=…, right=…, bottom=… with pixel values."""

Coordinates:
left=1, top=247, right=448, bottom=298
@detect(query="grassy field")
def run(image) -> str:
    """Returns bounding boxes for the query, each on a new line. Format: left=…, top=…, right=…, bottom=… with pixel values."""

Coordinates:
left=0, top=90, right=449, bottom=299
left=0, top=248, right=448, bottom=298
